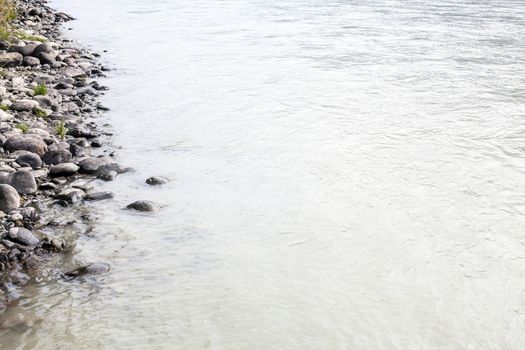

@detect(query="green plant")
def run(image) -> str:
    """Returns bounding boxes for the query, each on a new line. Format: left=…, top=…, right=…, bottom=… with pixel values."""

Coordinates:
left=0, top=105, right=9, bottom=111
left=33, top=106, right=47, bottom=118
left=13, top=31, right=46, bottom=42
left=33, top=83, right=47, bottom=96
left=15, top=123, right=29, bottom=133
left=0, top=0, right=16, bottom=41
left=55, top=121, right=68, bottom=139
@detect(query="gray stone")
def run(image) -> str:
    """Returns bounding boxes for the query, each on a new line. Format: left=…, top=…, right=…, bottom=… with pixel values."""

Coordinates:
left=23, top=56, right=40, bottom=67
left=49, top=163, right=79, bottom=177
left=1, top=171, right=37, bottom=194
left=34, top=95, right=58, bottom=110
left=0, top=53, right=23, bottom=67
left=9, top=99, right=39, bottom=112
left=16, top=44, right=38, bottom=56
left=85, top=191, right=114, bottom=201
left=97, top=170, right=117, bottom=181
left=70, top=144, right=87, bottom=157
left=15, top=152, right=42, bottom=169
left=146, top=176, right=169, bottom=186
left=32, top=43, right=53, bottom=56
left=6, top=227, right=39, bottom=246
left=5, top=134, right=48, bottom=156
left=127, top=200, right=155, bottom=212
left=77, top=156, right=114, bottom=174
left=57, top=188, right=85, bottom=203
left=35, top=51, right=56, bottom=65
left=0, top=184, right=20, bottom=213
left=64, top=262, right=109, bottom=277
left=42, top=149, right=72, bottom=165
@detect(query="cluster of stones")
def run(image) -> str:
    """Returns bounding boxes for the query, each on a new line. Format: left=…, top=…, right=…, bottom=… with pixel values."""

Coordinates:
left=0, top=0, right=122, bottom=286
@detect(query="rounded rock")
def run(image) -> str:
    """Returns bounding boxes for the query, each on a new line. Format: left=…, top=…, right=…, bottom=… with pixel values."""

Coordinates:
left=146, top=176, right=169, bottom=186
left=0, top=184, right=20, bottom=213
left=50, top=163, right=79, bottom=177
left=42, top=149, right=72, bottom=165
left=7, top=227, right=39, bottom=246
left=15, top=152, right=42, bottom=170
left=5, top=134, right=48, bottom=156
left=127, top=200, right=155, bottom=212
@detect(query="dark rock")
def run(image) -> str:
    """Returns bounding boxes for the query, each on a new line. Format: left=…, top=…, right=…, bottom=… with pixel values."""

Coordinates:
left=35, top=51, right=56, bottom=65
left=9, top=99, right=39, bottom=112
left=85, top=191, right=114, bottom=201
left=97, top=170, right=117, bottom=181
left=11, top=44, right=37, bottom=56
left=6, top=227, right=39, bottom=246
left=1, top=171, right=37, bottom=195
left=64, top=262, right=109, bottom=278
left=23, top=56, right=40, bottom=67
left=32, top=43, right=53, bottom=56
left=49, top=163, right=79, bottom=177
left=42, top=149, right=72, bottom=165
left=146, top=176, right=169, bottom=186
left=39, top=182, right=57, bottom=190
left=69, top=126, right=98, bottom=139
left=19, top=207, right=39, bottom=222
left=0, top=184, right=20, bottom=213
left=57, top=188, right=85, bottom=203
left=0, top=53, right=23, bottom=67
left=15, top=152, right=42, bottom=169
left=5, top=134, right=48, bottom=156
left=70, top=144, right=87, bottom=157
left=77, top=156, right=113, bottom=174
left=127, top=200, right=155, bottom=212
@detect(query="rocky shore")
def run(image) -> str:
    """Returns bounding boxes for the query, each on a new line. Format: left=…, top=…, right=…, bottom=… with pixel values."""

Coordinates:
left=0, top=0, right=123, bottom=311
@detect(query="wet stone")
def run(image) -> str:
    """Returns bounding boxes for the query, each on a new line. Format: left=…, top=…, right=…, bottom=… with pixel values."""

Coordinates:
left=6, top=227, right=39, bottom=246
left=127, top=200, right=155, bottom=212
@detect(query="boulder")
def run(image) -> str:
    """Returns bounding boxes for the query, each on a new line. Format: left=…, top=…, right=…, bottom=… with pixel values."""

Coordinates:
left=23, top=56, right=40, bottom=67
left=42, top=149, right=72, bottom=165
left=0, top=184, right=20, bottom=213
left=146, top=176, right=169, bottom=186
left=77, top=156, right=114, bottom=174
left=0, top=53, right=23, bottom=67
left=9, top=99, right=39, bottom=112
left=127, top=200, right=155, bottom=212
left=32, top=43, right=53, bottom=56
left=0, top=170, right=37, bottom=194
left=49, top=163, right=79, bottom=177
left=15, top=152, right=42, bottom=169
left=4, top=134, right=48, bottom=156
left=6, top=227, right=39, bottom=246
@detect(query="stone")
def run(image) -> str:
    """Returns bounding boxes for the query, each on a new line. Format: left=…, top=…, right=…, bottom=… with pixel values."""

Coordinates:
left=9, top=99, right=39, bottom=112
left=49, top=163, right=79, bottom=177
left=35, top=51, right=56, bottom=65
left=146, top=176, right=169, bottom=186
left=69, top=125, right=97, bottom=139
left=23, top=56, right=40, bottom=67
left=97, top=170, right=117, bottom=181
left=17, top=44, right=38, bottom=56
left=34, top=95, right=58, bottom=110
left=39, top=182, right=57, bottom=190
left=57, top=188, right=85, bottom=203
left=32, top=43, right=53, bottom=56
left=15, top=152, right=42, bottom=169
left=0, top=184, right=20, bottom=213
left=127, top=200, right=155, bottom=212
left=19, top=207, right=39, bottom=222
left=70, top=144, right=87, bottom=157
left=64, top=263, right=109, bottom=277
left=0, top=53, right=23, bottom=67
left=6, top=227, right=39, bottom=246
left=4, top=134, right=48, bottom=156
left=1, top=171, right=37, bottom=195
left=42, top=149, right=72, bottom=165
left=77, top=156, right=114, bottom=174
left=85, top=191, right=114, bottom=201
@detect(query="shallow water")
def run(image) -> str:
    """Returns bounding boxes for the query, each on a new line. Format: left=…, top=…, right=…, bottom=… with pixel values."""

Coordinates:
left=3, top=0, right=525, bottom=348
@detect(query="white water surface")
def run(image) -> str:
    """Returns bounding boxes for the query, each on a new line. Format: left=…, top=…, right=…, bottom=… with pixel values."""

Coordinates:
left=2, top=0, right=525, bottom=349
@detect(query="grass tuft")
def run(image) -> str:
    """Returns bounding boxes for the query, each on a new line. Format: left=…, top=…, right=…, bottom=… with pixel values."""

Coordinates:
left=33, top=106, right=47, bottom=118
left=33, top=83, right=47, bottom=96
left=55, top=121, right=68, bottom=139
left=15, top=123, right=29, bottom=133
left=0, top=0, right=17, bottom=41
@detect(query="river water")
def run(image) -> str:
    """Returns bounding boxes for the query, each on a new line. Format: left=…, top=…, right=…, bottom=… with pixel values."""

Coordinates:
left=2, top=0, right=525, bottom=349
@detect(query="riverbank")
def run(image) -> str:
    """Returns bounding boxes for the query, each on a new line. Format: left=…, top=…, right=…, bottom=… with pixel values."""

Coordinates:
left=0, top=0, right=120, bottom=312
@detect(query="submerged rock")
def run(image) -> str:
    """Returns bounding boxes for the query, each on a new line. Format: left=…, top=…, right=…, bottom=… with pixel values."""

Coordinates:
left=85, top=191, right=114, bottom=201
left=126, top=200, right=155, bottom=212
left=57, top=188, right=85, bottom=203
left=0, top=184, right=20, bottom=213
left=64, top=262, right=109, bottom=278
left=146, top=176, right=169, bottom=186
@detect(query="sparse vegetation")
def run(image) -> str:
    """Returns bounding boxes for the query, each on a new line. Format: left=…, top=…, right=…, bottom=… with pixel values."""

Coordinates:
left=33, top=83, right=47, bottom=96
left=15, top=122, right=29, bottom=133
left=0, top=0, right=17, bottom=41
left=0, top=105, right=9, bottom=111
left=33, top=106, right=47, bottom=118
left=55, top=121, right=68, bottom=139
left=13, top=30, right=46, bottom=42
